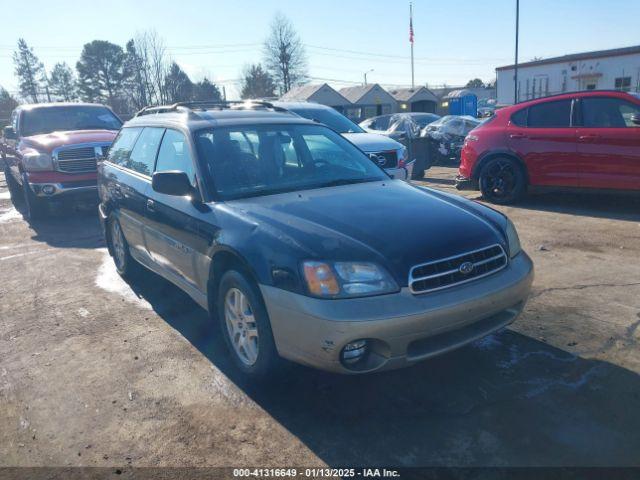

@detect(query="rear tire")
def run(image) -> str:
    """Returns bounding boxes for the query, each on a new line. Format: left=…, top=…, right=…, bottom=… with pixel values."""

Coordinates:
left=21, top=174, right=47, bottom=220
left=107, top=215, right=140, bottom=279
left=217, top=270, right=281, bottom=377
left=478, top=157, right=526, bottom=204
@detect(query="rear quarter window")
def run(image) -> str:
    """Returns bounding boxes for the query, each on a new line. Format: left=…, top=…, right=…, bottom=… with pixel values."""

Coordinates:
left=108, top=127, right=143, bottom=167
left=510, top=108, right=527, bottom=126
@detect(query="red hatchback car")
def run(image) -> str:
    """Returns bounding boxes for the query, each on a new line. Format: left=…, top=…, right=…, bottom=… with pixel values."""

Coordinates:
left=456, top=90, right=640, bottom=203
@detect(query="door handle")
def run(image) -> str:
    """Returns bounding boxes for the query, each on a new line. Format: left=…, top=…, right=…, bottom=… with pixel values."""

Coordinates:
left=509, top=133, right=526, bottom=139
left=578, top=134, right=598, bottom=142
left=146, top=199, right=155, bottom=212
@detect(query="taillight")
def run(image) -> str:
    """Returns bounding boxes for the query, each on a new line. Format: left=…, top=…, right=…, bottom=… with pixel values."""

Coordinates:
left=397, top=147, right=408, bottom=168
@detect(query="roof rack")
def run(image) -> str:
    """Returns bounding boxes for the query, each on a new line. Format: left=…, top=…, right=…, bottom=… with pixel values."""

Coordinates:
left=134, top=100, right=289, bottom=117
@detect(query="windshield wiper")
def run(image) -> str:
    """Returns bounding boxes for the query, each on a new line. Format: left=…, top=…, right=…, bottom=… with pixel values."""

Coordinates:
left=313, top=177, right=381, bottom=189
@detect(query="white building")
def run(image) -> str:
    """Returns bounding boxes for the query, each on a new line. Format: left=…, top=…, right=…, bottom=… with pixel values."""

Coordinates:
left=496, top=45, right=640, bottom=105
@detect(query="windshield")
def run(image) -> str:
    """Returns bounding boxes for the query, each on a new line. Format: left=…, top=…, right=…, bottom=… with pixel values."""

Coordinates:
left=194, top=124, right=386, bottom=200
left=21, top=106, right=122, bottom=136
left=287, top=107, right=364, bottom=134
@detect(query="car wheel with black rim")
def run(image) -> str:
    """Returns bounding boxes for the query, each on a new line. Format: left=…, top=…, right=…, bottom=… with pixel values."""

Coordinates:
left=478, top=157, right=526, bottom=204
left=108, top=215, right=140, bottom=279
left=217, top=270, right=281, bottom=377
left=21, top=173, right=47, bottom=220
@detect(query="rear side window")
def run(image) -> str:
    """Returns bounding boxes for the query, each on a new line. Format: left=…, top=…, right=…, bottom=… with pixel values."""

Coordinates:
left=527, top=100, right=572, bottom=128
left=108, top=127, right=142, bottom=166
left=510, top=109, right=527, bottom=126
left=155, top=129, right=195, bottom=185
left=126, top=127, right=165, bottom=176
left=581, top=97, right=640, bottom=128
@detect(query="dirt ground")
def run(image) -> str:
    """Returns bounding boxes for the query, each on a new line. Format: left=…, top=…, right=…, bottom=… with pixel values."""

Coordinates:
left=1, top=166, right=639, bottom=469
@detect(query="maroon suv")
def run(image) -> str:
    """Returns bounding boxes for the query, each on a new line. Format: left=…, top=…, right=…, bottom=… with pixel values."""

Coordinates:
left=456, top=90, right=640, bottom=203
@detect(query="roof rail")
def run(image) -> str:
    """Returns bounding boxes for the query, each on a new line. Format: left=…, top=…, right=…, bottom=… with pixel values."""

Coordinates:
left=134, top=100, right=289, bottom=117
left=514, top=89, right=636, bottom=104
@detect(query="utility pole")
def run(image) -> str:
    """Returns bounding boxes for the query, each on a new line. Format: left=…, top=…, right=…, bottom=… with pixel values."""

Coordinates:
left=410, top=2, right=415, bottom=89
left=514, top=0, right=520, bottom=104
left=364, top=69, right=374, bottom=86
left=222, top=85, right=227, bottom=101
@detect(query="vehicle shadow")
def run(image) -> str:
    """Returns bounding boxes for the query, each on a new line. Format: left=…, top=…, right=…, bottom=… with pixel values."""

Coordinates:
left=420, top=166, right=640, bottom=222
left=513, top=191, right=640, bottom=222
left=5, top=188, right=105, bottom=249
left=125, top=269, right=640, bottom=467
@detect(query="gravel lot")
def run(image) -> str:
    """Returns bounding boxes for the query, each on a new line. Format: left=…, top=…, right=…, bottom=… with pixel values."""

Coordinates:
left=1, top=166, right=639, bottom=468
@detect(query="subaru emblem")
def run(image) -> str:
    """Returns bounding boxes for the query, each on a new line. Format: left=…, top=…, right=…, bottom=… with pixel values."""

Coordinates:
left=459, top=261, right=474, bottom=275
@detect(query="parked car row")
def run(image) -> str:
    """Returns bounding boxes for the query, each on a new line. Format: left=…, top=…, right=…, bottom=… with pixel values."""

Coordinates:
left=1, top=99, right=533, bottom=378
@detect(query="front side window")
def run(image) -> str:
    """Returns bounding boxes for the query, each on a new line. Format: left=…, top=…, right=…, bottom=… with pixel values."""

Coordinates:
left=527, top=100, right=572, bottom=128
left=20, top=106, right=122, bottom=137
left=155, top=129, right=195, bottom=184
left=108, top=127, right=143, bottom=167
left=126, top=127, right=165, bottom=176
left=194, top=124, right=387, bottom=200
left=582, top=97, right=640, bottom=128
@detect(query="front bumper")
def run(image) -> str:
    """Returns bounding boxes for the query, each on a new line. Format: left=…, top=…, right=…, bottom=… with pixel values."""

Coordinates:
left=455, top=175, right=478, bottom=191
left=25, top=171, right=98, bottom=198
left=261, top=251, right=533, bottom=374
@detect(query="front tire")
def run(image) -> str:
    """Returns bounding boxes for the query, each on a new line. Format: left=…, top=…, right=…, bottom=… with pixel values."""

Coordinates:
left=478, top=157, right=526, bottom=204
left=217, top=270, right=280, bottom=377
left=21, top=174, right=47, bottom=220
left=4, top=166, right=21, bottom=200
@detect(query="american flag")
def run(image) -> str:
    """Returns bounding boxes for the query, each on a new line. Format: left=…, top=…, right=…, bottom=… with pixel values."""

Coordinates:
left=409, top=5, right=414, bottom=44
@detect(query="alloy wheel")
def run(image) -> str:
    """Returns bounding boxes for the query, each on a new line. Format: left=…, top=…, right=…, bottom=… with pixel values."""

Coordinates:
left=484, top=160, right=517, bottom=200
left=224, top=287, right=259, bottom=366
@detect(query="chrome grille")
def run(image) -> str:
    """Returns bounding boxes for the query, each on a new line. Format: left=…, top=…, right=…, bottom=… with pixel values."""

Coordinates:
left=57, top=147, right=95, bottom=161
left=55, top=144, right=110, bottom=173
left=409, top=244, right=507, bottom=294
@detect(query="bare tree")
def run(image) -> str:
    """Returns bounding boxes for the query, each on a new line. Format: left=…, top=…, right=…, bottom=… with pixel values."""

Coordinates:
left=263, top=13, right=307, bottom=95
left=124, top=31, right=170, bottom=108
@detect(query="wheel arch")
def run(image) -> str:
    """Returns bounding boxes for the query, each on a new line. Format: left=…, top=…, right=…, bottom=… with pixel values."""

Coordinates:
left=472, top=150, right=529, bottom=185
left=207, top=247, right=263, bottom=316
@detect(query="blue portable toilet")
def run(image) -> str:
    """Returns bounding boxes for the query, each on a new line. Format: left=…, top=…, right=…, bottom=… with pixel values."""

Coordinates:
left=446, top=89, right=478, bottom=117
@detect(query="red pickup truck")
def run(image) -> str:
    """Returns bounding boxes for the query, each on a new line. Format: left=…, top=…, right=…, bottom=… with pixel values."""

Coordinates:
left=1, top=103, right=122, bottom=219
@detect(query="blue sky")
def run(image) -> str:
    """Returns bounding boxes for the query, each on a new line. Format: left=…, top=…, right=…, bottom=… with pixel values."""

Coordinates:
left=1, top=0, right=639, bottom=99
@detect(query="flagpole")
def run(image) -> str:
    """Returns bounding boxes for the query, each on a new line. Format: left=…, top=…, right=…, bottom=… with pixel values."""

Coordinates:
left=410, top=2, right=415, bottom=89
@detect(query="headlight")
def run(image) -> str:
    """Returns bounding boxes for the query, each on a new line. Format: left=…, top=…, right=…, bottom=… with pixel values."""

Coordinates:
left=302, top=261, right=398, bottom=298
left=22, top=150, right=53, bottom=171
left=505, top=218, right=522, bottom=258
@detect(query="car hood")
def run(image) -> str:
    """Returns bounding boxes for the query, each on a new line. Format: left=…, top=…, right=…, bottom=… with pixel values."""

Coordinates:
left=342, top=132, right=402, bottom=153
left=225, top=180, right=506, bottom=285
left=21, top=130, right=118, bottom=153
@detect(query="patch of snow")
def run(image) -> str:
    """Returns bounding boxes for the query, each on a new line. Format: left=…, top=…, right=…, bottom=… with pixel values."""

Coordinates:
left=95, top=249, right=151, bottom=310
left=0, top=207, right=21, bottom=223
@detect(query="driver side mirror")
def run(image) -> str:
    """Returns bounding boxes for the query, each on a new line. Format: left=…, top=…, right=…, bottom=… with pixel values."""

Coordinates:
left=3, top=126, right=17, bottom=140
left=631, top=114, right=640, bottom=126
left=152, top=171, right=193, bottom=197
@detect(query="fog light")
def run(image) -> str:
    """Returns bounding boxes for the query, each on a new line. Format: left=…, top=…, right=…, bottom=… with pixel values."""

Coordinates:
left=341, top=339, right=368, bottom=364
left=41, top=184, right=56, bottom=195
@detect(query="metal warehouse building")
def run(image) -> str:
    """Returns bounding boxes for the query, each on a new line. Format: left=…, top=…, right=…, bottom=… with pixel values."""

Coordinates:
left=496, top=45, right=640, bottom=105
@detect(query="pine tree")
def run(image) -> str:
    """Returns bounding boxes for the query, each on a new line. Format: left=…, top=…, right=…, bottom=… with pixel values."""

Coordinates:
left=12, top=39, right=44, bottom=103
